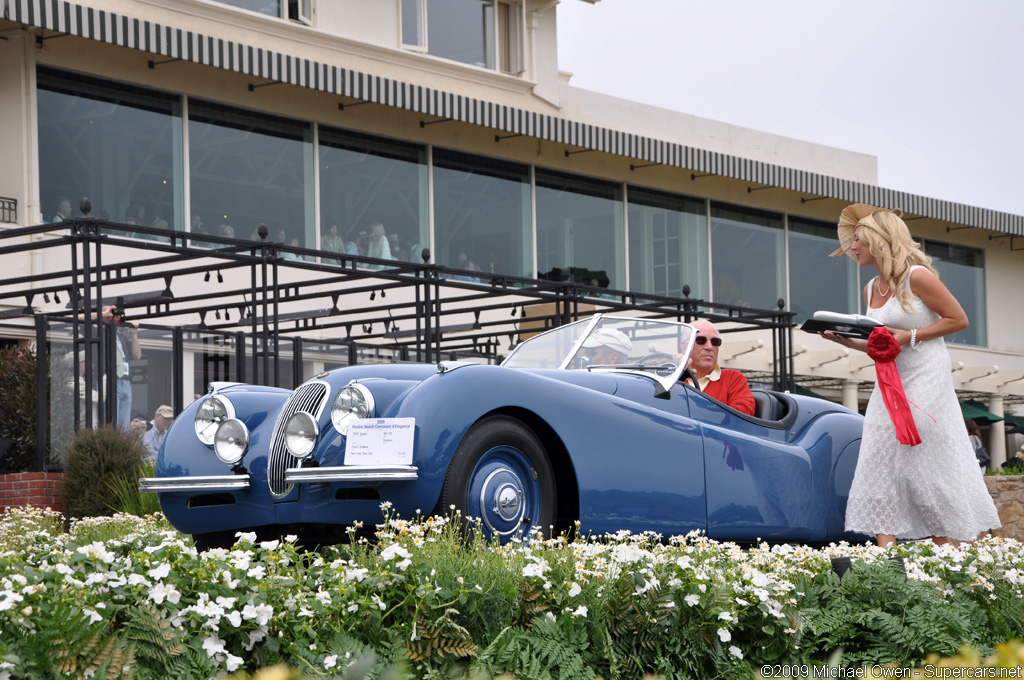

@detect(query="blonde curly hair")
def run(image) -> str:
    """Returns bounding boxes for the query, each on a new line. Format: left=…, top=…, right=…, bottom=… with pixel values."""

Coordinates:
left=855, top=209, right=938, bottom=313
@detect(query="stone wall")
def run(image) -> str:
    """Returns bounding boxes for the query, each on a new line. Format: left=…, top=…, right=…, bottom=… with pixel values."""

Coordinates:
left=985, top=475, right=1024, bottom=541
left=0, top=472, right=66, bottom=517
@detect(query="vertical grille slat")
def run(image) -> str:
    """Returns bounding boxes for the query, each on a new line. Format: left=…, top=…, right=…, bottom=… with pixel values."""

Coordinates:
left=268, top=381, right=329, bottom=497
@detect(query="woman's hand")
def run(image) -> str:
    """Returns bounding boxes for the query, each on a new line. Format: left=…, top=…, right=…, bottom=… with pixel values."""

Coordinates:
left=820, top=330, right=849, bottom=346
left=888, top=327, right=912, bottom=346
left=819, top=331, right=869, bottom=353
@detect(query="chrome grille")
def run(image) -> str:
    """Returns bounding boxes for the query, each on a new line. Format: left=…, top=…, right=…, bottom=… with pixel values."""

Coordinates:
left=267, top=380, right=329, bottom=497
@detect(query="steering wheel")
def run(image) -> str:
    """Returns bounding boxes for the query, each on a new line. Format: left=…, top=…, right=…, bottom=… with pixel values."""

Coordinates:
left=638, top=352, right=676, bottom=367
left=680, top=367, right=700, bottom=390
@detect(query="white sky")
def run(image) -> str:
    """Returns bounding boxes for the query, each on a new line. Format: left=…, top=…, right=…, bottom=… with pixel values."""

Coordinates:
left=556, top=0, right=1024, bottom=218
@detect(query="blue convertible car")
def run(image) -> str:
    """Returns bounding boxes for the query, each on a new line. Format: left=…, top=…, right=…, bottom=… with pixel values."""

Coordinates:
left=142, top=315, right=865, bottom=548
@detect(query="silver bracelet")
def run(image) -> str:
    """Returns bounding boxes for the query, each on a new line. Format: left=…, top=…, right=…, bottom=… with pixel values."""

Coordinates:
left=910, top=328, right=919, bottom=349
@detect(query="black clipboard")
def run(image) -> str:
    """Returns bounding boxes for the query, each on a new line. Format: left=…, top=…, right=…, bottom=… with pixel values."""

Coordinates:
left=800, top=311, right=883, bottom=339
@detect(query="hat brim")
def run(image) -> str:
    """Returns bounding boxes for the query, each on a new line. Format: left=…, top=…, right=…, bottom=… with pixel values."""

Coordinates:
left=831, top=203, right=879, bottom=259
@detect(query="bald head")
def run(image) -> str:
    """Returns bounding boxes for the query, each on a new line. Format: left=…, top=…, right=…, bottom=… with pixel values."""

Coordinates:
left=689, top=320, right=722, bottom=379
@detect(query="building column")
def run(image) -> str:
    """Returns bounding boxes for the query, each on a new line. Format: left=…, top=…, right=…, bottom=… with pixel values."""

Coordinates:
left=841, top=379, right=860, bottom=412
left=988, top=395, right=1006, bottom=469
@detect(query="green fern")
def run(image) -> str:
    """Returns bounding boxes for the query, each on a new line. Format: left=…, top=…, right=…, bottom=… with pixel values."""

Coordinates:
left=797, top=558, right=986, bottom=667
left=120, top=604, right=191, bottom=679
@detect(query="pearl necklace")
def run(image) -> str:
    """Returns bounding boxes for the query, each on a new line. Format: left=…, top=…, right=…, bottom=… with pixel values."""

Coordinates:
left=876, top=278, right=891, bottom=297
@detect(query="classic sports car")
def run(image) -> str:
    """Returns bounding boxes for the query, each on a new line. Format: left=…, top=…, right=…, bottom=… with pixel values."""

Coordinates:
left=142, top=315, right=866, bottom=548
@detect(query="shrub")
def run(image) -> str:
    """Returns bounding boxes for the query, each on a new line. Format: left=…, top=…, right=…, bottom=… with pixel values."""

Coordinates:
left=63, top=425, right=148, bottom=518
left=0, top=345, right=40, bottom=473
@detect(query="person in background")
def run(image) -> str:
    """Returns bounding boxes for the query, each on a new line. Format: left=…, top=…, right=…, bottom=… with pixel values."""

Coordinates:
left=52, top=196, right=72, bottom=223
left=129, top=417, right=148, bottom=444
left=322, top=224, right=344, bottom=254
left=574, top=327, right=633, bottom=367
left=822, top=203, right=1000, bottom=547
left=142, top=405, right=174, bottom=460
left=966, top=419, right=990, bottom=470
left=682, top=319, right=755, bottom=416
left=366, top=223, right=392, bottom=261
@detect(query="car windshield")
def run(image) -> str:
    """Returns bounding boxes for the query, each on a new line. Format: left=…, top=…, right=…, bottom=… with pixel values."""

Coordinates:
left=502, top=315, right=697, bottom=392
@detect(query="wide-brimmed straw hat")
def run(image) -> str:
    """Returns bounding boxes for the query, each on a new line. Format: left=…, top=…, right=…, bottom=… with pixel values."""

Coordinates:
left=830, top=203, right=879, bottom=259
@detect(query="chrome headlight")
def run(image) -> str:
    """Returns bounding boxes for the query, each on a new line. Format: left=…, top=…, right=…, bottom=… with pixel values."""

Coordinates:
left=284, top=411, right=319, bottom=459
left=195, top=395, right=235, bottom=446
left=213, top=418, right=249, bottom=464
left=331, top=383, right=375, bottom=435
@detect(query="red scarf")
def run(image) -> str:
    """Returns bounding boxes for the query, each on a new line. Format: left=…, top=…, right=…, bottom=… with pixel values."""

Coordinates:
left=867, top=327, right=921, bottom=446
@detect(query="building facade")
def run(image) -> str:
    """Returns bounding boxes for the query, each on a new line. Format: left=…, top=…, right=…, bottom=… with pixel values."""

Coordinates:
left=1, top=0, right=1022, bottom=462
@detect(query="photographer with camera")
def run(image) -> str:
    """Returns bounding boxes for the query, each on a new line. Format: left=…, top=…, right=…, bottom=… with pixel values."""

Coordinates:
left=105, top=303, right=141, bottom=429
left=79, top=301, right=141, bottom=430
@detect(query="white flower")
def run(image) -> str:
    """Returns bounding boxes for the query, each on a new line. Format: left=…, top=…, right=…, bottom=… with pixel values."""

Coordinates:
left=235, top=531, right=257, bottom=544
left=729, top=645, right=743, bottom=659
left=225, top=610, right=243, bottom=627
left=241, top=603, right=273, bottom=626
left=202, top=635, right=226, bottom=658
left=685, top=593, right=700, bottom=607
left=380, top=544, right=411, bottom=562
left=717, top=627, right=731, bottom=642
left=83, top=608, right=103, bottom=624
left=372, top=594, right=386, bottom=611
left=147, top=563, right=171, bottom=580
left=259, top=540, right=280, bottom=551
left=324, top=655, right=338, bottom=669
left=148, top=582, right=181, bottom=605
left=247, top=565, right=266, bottom=579
left=571, top=605, right=588, bottom=618
left=225, top=653, right=243, bottom=672
left=718, top=611, right=734, bottom=622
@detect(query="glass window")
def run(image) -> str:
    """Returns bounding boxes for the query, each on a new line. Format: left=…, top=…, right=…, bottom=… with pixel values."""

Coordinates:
left=213, top=0, right=311, bottom=23
left=401, top=0, right=425, bottom=47
left=627, top=187, right=707, bottom=300
left=189, top=101, right=312, bottom=247
left=788, top=216, right=860, bottom=324
left=924, top=240, right=985, bottom=346
left=403, top=0, right=521, bottom=73
left=710, top=203, right=784, bottom=310
left=535, top=169, right=624, bottom=290
left=318, top=127, right=427, bottom=263
left=37, top=68, right=182, bottom=235
left=433, top=149, right=531, bottom=279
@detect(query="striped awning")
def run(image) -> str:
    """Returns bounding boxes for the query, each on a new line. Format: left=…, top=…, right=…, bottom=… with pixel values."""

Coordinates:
left=5, top=0, right=1023, bottom=236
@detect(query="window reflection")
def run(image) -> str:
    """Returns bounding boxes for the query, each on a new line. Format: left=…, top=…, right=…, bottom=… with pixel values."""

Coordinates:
left=628, top=188, right=707, bottom=300
left=188, top=101, right=311, bottom=247
left=536, top=170, right=624, bottom=290
left=788, top=216, right=860, bottom=323
left=37, top=68, right=181, bottom=237
left=318, top=128, right=427, bottom=265
left=433, top=149, right=530, bottom=279
left=710, top=203, right=784, bottom=310
left=925, top=241, right=985, bottom=346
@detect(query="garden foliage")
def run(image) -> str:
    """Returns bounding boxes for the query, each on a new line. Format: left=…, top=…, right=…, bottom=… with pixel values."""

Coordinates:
left=1, top=505, right=1023, bottom=679
left=0, top=346, right=39, bottom=473
left=62, top=426, right=149, bottom=518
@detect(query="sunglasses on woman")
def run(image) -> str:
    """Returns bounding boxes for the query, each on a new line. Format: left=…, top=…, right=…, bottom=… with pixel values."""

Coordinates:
left=693, top=336, right=722, bottom=346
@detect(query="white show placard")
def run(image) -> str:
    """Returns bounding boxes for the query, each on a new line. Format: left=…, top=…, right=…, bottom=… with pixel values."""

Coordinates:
left=344, top=418, right=416, bottom=466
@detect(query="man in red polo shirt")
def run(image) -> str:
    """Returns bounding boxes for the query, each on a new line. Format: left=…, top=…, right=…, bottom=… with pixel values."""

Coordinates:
left=687, top=320, right=755, bottom=416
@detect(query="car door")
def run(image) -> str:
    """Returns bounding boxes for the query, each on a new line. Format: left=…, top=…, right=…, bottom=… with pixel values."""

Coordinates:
left=685, top=388, right=815, bottom=542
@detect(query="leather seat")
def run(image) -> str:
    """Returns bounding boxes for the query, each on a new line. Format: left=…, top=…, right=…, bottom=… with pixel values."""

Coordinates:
left=751, top=390, right=783, bottom=421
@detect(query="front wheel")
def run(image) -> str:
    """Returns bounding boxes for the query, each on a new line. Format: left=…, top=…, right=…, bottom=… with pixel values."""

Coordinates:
left=439, top=416, right=556, bottom=543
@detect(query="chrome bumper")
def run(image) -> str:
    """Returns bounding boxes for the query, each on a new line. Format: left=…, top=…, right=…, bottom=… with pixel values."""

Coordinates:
left=285, top=465, right=419, bottom=483
left=139, top=474, right=251, bottom=493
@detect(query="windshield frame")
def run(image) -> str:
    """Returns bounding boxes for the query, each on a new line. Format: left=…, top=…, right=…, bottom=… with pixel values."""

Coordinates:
left=503, top=314, right=698, bottom=393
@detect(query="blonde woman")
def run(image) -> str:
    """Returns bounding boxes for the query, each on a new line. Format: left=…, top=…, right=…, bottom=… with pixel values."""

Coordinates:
left=823, top=204, right=1000, bottom=547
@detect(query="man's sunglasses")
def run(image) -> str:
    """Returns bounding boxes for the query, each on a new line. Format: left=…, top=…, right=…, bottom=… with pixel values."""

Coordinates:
left=693, top=336, right=722, bottom=347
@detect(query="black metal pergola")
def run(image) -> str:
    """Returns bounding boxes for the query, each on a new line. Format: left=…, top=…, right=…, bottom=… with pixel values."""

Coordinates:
left=0, top=213, right=795, bottom=471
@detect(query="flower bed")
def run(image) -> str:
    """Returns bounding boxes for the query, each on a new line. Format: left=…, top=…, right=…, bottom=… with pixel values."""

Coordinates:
left=1, top=505, right=1023, bottom=679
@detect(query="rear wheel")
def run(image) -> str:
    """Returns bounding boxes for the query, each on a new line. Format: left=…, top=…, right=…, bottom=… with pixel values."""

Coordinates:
left=439, top=416, right=556, bottom=543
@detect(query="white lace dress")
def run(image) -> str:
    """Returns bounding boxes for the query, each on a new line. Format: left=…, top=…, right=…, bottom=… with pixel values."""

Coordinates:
left=845, top=267, right=1002, bottom=540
